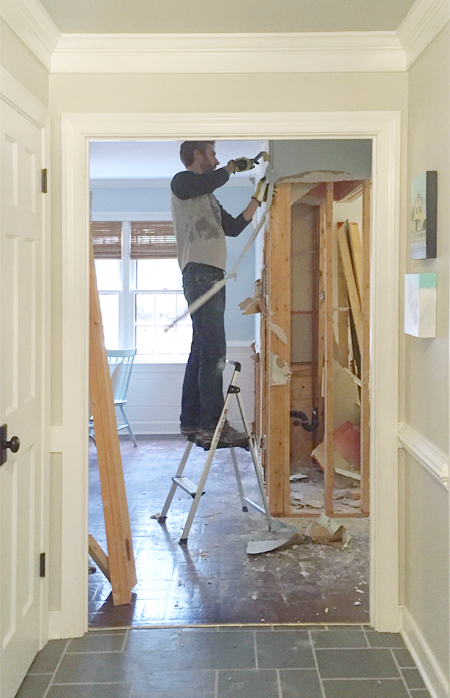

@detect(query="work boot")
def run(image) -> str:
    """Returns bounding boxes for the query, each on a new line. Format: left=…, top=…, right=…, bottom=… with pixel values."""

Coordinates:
left=196, top=421, right=249, bottom=450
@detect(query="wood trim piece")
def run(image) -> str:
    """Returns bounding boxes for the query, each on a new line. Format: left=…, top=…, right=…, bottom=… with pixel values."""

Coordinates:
left=336, top=222, right=349, bottom=368
left=397, top=0, right=450, bottom=69
left=267, top=184, right=291, bottom=516
left=360, top=181, right=371, bottom=513
left=60, top=110, right=401, bottom=635
left=337, top=226, right=363, bottom=348
left=398, top=423, right=449, bottom=490
left=0, top=0, right=60, bottom=71
left=89, top=243, right=137, bottom=605
left=324, top=183, right=334, bottom=515
left=51, top=32, right=405, bottom=74
left=348, top=222, right=363, bottom=302
left=0, top=66, right=48, bottom=128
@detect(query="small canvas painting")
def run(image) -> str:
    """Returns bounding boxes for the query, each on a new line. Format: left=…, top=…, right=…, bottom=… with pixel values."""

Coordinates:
left=404, top=273, right=436, bottom=338
left=410, top=171, right=437, bottom=259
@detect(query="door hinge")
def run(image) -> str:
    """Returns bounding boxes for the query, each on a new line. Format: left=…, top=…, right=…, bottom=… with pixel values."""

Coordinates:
left=39, top=553, right=46, bottom=577
left=41, top=169, right=47, bottom=193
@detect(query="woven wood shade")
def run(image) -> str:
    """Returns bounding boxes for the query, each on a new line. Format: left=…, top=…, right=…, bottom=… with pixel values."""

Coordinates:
left=131, top=222, right=177, bottom=259
left=91, top=222, right=122, bottom=259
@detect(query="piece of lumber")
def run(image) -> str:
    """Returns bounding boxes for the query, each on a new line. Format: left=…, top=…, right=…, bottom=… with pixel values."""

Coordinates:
left=317, top=205, right=326, bottom=444
left=89, top=534, right=110, bottom=581
left=267, top=184, right=291, bottom=516
left=336, top=222, right=349, bottom=368
left=333, top=180, right=364, bottom=202
left=89, top=240, right=137, bottom=605
left=337, top=226, right=363, bottom=348
left=290, top=364, right=314, bottom=470
left=324, top=183, right=334, bottom=515
left=360, top=181, right=371, bottom=514
left=348, top=222, right=363, bottom=302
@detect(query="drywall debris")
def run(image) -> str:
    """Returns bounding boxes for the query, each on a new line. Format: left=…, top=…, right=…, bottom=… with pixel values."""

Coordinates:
left=150, top=512, right=161, bottom=519
left=247, top=522, right=297, bottom=555
left=277, top=170, right=354, bottom=184
left=239, top=295, right=262, bottom=315
left=269, top=322, right=288, bottom=344
left=270, top=353, right=292, bottom=385
left=290, top=473, right=309, bottom=482
left=304, top=513, right=351, bottom=548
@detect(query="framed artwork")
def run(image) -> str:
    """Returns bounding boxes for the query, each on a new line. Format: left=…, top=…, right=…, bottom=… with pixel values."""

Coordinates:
left=404, top=273, right=436, bottom=338
left=410, top=171, right=437, bottom=259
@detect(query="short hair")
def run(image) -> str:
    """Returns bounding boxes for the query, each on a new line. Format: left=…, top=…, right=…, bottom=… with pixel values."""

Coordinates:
left=179, top=141, right=215, bottom=167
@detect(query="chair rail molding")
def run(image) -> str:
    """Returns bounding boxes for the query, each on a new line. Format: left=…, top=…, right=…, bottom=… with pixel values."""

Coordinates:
left=398, top=422, right=449, bottom=490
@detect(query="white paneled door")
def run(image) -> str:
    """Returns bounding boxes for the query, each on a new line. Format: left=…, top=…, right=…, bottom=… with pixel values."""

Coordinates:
left=0, top=100, right=45, bottom=698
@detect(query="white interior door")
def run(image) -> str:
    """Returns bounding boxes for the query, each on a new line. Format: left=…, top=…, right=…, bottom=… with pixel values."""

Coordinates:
left=0, top=100, right=45, bottom=698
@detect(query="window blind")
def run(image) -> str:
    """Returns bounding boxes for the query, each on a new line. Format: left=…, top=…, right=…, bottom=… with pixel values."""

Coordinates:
left=91, top=222, right=122, bottom=259
left=131, top=222, right=177, bottom=259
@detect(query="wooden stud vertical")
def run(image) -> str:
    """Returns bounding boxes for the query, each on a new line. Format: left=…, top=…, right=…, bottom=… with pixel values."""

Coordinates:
left=360, top=181, right=371, bottom=514
left=89, top=241, right=137, bottom=605
left=324, top=183, right=334, bottom=515
left=267, top=184, right=291, bottom=516
left=317, top=205, right=326, bottom=444
left=336, top=222, right=349, bottom=369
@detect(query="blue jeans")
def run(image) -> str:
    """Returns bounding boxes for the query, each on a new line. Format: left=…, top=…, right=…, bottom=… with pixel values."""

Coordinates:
left=181, top=263, right=226, bottom=431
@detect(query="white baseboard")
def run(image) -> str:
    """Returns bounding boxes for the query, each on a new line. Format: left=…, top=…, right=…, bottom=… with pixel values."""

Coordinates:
left=401, top=605, right=449, bottom=698
left=48, top=611, right=62, bottom=639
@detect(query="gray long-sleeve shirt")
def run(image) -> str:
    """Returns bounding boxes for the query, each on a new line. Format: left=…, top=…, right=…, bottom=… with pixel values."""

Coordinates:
left=170, top=168, right=249, bottom=271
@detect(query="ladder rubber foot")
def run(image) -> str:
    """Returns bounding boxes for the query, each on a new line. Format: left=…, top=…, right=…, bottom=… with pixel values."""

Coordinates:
left=179, top=538, right=188, bottom=545
left=242, top=506, right=248, bottom=512
left=157, top=516, right=167, bottom=523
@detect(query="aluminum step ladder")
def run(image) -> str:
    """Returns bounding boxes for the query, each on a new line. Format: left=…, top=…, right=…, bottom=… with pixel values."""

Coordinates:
left=158, top=361, right=274, bottom=543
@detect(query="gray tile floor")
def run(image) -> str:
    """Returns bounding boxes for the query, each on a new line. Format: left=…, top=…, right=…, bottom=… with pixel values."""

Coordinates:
left=16, top=625, right=431, bottom=698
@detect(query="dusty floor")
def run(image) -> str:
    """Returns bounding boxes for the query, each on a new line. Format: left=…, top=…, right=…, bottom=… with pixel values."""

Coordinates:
left=88, top=436, right=369, bottom=627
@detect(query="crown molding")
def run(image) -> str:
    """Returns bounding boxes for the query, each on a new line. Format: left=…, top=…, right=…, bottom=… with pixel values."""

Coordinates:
left=397, top=0, right=450, bottom=68
left=0, top=66, right=48, bottom=126
left=1, top=0, right=60, bottom=71
left=398, top=422, right=449, bottom=490
left=51, top=31, right=405, bottom=74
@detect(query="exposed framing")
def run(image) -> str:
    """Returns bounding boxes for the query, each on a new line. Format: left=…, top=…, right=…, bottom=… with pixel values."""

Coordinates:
left=60, top=111, right=401, bottom=636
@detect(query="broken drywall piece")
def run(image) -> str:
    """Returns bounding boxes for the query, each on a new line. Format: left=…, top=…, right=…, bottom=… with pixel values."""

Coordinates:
left=290, top=473, right=308, bottom=482
left=277, top=170, right=354, bottom=185
left=270, top=353, right=292, bottom=385
left=304, top=513, right=351, bottom=548
left=269, top=322, right=288, bottom=344
left=239, top=295, right=262, bottom=315
left=247, top=523, right=298, bottom=555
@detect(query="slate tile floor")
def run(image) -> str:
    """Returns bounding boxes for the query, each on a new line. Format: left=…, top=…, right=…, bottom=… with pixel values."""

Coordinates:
left=88, top=437, right=370, bottom=627
left=16, top=626, right=431, bottom=698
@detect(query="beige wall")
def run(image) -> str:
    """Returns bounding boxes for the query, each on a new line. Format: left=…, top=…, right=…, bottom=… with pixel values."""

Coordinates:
left=0, top=19, right=49, bottom=106
left=402, top=24, right=450, bottom=682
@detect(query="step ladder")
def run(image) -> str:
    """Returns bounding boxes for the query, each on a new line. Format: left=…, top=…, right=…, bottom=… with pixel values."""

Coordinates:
left=158, top=361, right=274, bottom=543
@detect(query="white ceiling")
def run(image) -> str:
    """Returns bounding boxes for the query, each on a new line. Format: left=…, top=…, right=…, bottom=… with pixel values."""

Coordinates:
left=39, top=0, right=417, bottom=34
left=89, top=140, right=262, bottom=179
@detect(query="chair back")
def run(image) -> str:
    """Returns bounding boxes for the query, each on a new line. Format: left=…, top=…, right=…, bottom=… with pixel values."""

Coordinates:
left=107, top=348, right=136, bottom=403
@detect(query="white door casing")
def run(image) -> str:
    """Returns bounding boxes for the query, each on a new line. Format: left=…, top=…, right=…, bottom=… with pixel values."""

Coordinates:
left=59, top=111, right=401, bottom=638
left=0, top=97, right=47, bottom=698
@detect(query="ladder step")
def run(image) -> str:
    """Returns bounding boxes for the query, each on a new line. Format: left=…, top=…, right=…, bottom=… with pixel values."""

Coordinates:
left=173, top=477, right=205, bottom=498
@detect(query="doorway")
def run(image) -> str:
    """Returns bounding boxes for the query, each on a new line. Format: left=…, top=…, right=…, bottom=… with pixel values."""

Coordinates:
left=58, top=111, right=401, bottom=639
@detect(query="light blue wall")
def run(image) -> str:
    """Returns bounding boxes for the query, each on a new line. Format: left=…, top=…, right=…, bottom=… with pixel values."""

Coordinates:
left=90, top=180, right=256, bottom=342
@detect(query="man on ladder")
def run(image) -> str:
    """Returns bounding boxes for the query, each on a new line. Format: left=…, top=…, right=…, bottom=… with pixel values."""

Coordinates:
left=171, top=141, right=266, bottom=448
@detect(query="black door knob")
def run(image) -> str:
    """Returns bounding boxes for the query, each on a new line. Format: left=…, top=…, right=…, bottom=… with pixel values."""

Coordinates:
left=0, top=424, right=20, bottom=466
left=6, top=436, right=20, bottom=453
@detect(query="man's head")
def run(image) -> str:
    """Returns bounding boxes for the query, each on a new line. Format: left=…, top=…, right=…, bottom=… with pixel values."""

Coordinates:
left=180, top=141, right=219, bottom=173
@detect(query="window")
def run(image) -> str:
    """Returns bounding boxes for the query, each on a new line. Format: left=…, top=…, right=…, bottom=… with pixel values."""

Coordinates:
left=93, top=221, right=192, bottom=361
